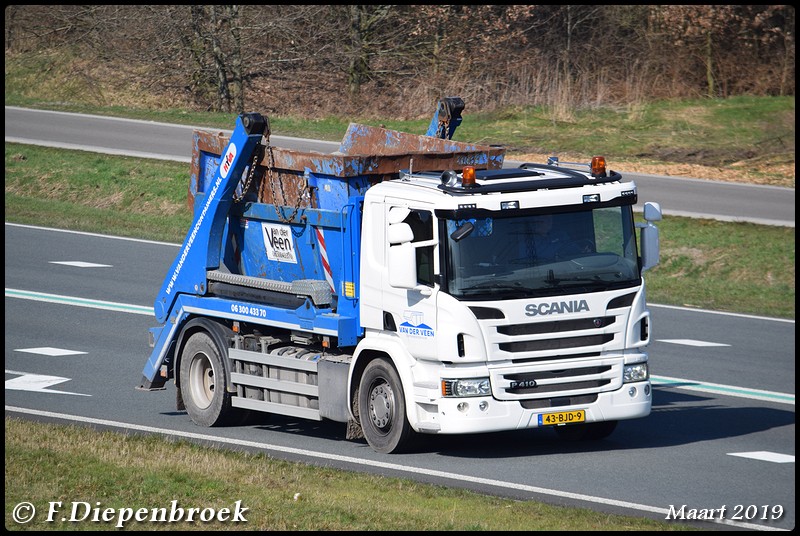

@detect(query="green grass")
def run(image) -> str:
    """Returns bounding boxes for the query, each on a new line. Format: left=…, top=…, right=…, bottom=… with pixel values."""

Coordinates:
left=645, top=217, right=794, bottom=317
left=6, top=97, right=794, bottom=188
left=5, top=417, right=696, bottom=531
left=5, top=142, right=795, bottom=318
left=5, top=144, right=192, bottom=243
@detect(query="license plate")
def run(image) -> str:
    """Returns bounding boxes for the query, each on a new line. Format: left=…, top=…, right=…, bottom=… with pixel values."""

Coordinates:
left=538, top=409, right=585, bottom=426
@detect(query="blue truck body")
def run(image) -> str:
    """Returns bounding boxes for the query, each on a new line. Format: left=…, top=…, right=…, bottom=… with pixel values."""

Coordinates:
left=141, top=100, right=504, bottom=391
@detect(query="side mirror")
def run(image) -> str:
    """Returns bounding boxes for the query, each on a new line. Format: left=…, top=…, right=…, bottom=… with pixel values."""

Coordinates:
left=450, top=221, right=474, bottom=242
left=644, top=201, right=662, bottom=222
left=388, top=242, right=418, bottom=289
left=386, top=220, right=432, bottom=295
left=639, top=202, right=661, bottom=272
left=388, top=222, right=413, bottom=245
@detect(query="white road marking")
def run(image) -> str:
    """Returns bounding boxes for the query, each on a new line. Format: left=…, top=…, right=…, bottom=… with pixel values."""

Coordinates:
left=4, top=405, right=785, bottom=531
left=15, top=347, right=87, bottom=357
left=657, top=339, right=730, bottom=347
left=648, top=302, right=795, bottom=324
left=727, top=451, right=795, bottom=464
left=651, top=375, right=794, bottom=405
left=5, top=371, right=90, bottom=396
left=50, top=261, right=112, bottom=268
left=5, top=288, right=153, bottom=316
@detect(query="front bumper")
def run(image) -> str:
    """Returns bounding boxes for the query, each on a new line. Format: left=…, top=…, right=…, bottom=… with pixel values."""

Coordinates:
left=411, top=380, right=651, bottom=435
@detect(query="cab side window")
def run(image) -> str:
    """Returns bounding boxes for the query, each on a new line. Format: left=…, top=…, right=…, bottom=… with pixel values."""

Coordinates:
left=405, top=209, right=434, bottom=286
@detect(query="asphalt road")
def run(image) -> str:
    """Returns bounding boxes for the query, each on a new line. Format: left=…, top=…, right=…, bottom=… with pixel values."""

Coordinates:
left=4, top=105, right=795, bottom=228
left=4, top=224, right=795, bottom=531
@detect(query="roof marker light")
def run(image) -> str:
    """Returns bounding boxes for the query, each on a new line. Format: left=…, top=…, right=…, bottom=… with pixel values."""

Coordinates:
left=461, top=166, right=476, bottom=188
left=591, top=156, right=607, bottom=178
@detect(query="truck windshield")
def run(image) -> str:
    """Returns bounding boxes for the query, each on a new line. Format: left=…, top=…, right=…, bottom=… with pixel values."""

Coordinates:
left=443, top=206, right=640, bottom=300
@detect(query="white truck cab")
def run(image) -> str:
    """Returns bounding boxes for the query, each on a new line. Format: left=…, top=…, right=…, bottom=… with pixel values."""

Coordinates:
left=355, top=163, right=661, bottom=450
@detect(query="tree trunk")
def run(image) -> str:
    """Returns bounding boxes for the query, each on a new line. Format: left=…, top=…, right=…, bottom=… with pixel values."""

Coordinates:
left=705, top=31, right=714, bottom=99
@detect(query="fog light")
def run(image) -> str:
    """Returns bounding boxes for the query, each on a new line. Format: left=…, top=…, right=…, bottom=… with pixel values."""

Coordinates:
left=457, top=402, right=469, bottom=413
left=478, top=401, right=488, bottom=411
left=645, top=384, right=651, bottom=396
left=628, top=386, right=637, bottom=398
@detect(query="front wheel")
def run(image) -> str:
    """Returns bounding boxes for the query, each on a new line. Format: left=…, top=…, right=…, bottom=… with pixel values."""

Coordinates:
left=358, top=359, right=416, bottom=454
left=179, top=331, right=235, bottom=427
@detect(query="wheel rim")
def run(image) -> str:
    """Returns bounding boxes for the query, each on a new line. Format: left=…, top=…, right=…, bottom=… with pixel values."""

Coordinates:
left=368, top=379, right=394, bottom=434
left=188, top=353, right=215, bottom=410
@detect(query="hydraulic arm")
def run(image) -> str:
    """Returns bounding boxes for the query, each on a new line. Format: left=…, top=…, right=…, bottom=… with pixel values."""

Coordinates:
left=139, top=112, right=267, bottom=389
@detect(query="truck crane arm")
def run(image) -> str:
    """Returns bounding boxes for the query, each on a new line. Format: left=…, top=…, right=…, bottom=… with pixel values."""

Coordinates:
left=139, top=112, right=267, bottom=390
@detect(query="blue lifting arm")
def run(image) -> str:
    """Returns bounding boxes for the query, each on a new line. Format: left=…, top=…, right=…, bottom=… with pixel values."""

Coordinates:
left=139, top=112, right=267, bottom=389
left=425, top=96, right=464, bottom=139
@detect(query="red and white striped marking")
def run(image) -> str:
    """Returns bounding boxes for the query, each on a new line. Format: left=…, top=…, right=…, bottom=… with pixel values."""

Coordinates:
left=315, top=227, right=336, bottom=294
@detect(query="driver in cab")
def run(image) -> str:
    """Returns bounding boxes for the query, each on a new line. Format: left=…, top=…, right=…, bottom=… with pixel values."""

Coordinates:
left=529, top=214, right=569, bottom=261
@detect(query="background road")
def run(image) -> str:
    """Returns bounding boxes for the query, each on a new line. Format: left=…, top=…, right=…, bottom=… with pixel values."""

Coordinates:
left=5, top=106, right=795, bottom=228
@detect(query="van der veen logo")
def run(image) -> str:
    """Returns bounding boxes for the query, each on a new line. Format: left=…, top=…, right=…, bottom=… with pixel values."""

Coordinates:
left=262, top=223, right=297, bottom=264
left=399, top=310, right=434, bottom=337
left=525, top=299, right=589, bottom=316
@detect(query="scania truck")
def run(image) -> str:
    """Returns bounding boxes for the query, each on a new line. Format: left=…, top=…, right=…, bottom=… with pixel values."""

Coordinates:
left=138, top=98, right=661, bottom=453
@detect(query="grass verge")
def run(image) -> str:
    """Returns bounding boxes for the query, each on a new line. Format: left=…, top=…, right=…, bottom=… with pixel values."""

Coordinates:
left=5, top=417, right=696, bottom=531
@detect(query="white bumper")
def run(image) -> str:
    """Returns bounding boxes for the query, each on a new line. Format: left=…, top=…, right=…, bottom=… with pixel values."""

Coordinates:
left=411, top=380, right=651, bottom=435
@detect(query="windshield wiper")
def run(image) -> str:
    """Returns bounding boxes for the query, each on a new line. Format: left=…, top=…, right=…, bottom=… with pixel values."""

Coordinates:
left=462, top=281, right=536, bottom=294
left=545, top=269, right=625, bottom=285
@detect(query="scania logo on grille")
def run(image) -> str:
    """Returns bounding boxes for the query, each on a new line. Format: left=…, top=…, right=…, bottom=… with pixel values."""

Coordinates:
left=525, top=299, right=590, bottom=316
left=510, top=379, right=537, bottom=389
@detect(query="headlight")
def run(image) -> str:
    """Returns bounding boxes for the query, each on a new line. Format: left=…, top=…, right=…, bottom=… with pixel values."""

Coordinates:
left=623, top=363, right=649, bottom=383
left=442, top=378, right=491, bottom=397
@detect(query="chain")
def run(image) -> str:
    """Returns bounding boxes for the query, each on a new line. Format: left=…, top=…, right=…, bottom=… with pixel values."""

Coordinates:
left=231, top=130, right=308, bottom=222
left=438, top=117, right=451, bottom=140
left=232, top=143, right=264, bottom=203
left=262, top=139, right=307, bottom=224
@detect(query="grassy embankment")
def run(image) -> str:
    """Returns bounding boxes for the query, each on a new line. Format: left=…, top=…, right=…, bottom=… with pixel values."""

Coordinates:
left=6, top=417, right=701, bottom=531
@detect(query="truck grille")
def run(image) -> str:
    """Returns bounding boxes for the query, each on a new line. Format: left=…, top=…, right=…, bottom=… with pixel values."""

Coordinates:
left=498, top=316, right=615, bottom=335
left=499, top=333, right=613, bottom=353
left=504, top=365, right=612, bottom=394
left=481, top=311, right=626, bottom=401
left=490, top=361, right=623, bottom=401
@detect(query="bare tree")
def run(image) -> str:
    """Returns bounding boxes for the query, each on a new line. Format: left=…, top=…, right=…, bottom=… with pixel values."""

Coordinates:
left=4, top=5, right=794, bottom=115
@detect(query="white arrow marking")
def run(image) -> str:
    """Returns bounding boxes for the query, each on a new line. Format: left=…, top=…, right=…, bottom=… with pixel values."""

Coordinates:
left=657, top=339, right=730, bottom=347
left=15, top=347, right=87, bottom=357
left=727, top=451, right=795, bottom=464
left=49, top=261, right=112, bottom=268
left=5, top=370, right=90, bottom=396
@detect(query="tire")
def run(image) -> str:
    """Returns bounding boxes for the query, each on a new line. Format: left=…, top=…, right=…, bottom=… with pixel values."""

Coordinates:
left=554, top=420, right=618, bottom=441
left=358, top=358, right=416, bottom=454
left=179, top=331, right=235, bottom=427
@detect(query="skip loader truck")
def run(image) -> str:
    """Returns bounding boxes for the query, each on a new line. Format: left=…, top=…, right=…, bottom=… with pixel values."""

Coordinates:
left=138, top=98, right=662, bottom=453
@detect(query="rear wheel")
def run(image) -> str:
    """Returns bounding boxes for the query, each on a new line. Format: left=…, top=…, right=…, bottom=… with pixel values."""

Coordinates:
left=554, top=420, right=618, bottom=441
left=180, top=331, right=234, bottom=427
left=358, top=358, right=416, bottom=454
